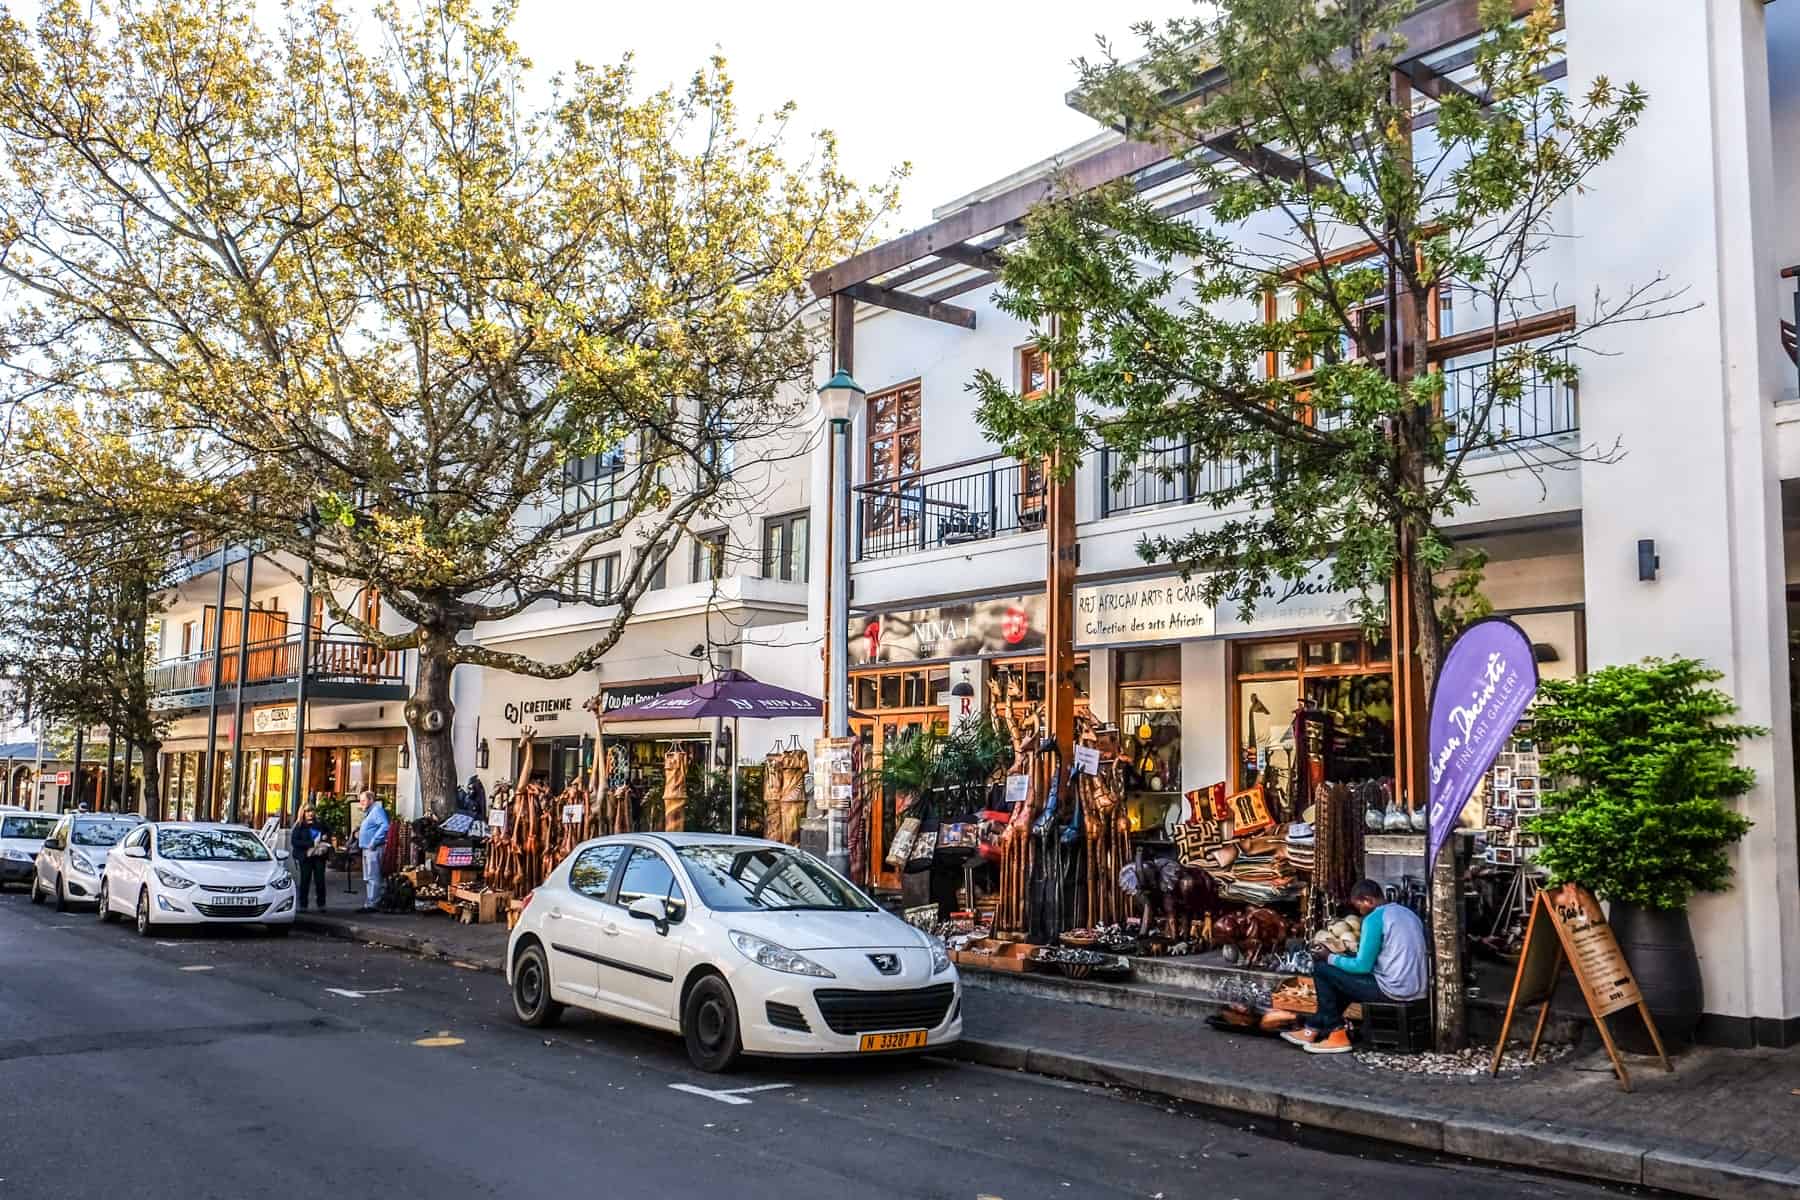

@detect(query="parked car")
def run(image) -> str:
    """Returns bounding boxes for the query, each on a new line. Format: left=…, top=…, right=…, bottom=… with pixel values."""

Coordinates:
left=100, top=822, right=295, bottom=936
left=31, top=813, right=143, bottom=909
left=506, top=833, right=961, bottom=1072
left=0, top=811, right=58, bottom=892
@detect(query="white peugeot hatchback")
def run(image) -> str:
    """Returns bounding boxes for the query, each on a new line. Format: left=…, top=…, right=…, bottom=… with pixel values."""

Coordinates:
left=100, top=823, right=296, bottom=936
left=506, top=834, right=961, bottom=1072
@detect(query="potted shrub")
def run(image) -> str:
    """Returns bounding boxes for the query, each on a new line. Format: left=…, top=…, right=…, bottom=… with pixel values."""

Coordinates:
left=1526, top=657, right=1757, bottom=1048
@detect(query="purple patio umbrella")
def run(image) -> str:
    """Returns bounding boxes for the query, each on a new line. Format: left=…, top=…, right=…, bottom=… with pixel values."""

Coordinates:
left=602, top=670, right=826, bottom=834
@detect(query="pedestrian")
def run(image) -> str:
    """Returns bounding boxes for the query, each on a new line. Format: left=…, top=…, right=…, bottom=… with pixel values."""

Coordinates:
left=355, top=789, right=390, bottom=914
left=289, top=805, right=331, bottom=912
left=1281, top=878, right=1428, bottom=1054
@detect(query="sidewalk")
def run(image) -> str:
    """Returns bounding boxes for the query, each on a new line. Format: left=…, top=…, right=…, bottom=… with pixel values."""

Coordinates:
left=954, top=984, right=1800, bottom=1198
left=292, top=905, right=1800, bottom=1198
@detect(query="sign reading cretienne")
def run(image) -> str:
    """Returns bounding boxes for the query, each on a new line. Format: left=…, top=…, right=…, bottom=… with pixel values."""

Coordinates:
left=502, top=697, right=573, bottom=725
left=1074, top=577, right=1215, bottom=647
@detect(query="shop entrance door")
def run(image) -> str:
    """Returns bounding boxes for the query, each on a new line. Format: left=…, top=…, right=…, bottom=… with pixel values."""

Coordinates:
left=852, top=710, right=944, bottom=893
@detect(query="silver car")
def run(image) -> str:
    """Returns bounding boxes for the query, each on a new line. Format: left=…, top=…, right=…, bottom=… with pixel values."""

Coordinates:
left=32, top=813, right=144, bottom=910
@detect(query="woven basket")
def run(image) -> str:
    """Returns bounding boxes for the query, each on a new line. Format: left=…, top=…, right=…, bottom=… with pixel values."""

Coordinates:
left=1059, top=931, right=1100, bottom=949
left=1062, top=961, right=1096, bottom=980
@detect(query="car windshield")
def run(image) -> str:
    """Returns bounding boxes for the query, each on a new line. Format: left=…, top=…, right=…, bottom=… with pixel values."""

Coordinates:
left=73, top=819, right=139, bottom=847
left=157, top=829, right=270, bottom=862
left=674, top=845, right=875, bottom=912
left=0, top=815, right=56, bottom=840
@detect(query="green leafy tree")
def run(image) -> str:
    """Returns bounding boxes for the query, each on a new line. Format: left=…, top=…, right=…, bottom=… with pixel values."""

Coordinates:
left=972, top=0, right=1671, bottom=1047
left=1527, top=658, right=1757, bottom=911
left=0, top=0, right=893, bottom=814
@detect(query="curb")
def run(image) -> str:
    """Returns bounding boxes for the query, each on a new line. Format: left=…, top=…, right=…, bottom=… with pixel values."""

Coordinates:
left=298, top=924, right=1798, bottom=1200
left=295, top=915, right=506, bottom=974
left=948, top=1038, right=1800, bottom=1199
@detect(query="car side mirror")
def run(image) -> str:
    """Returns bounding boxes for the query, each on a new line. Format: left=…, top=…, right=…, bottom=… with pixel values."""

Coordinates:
left=626, top=894, right=670, bottom=934
left=124, top=845, right=148, bottom=860
left=275, top=849, right=291, bottom=862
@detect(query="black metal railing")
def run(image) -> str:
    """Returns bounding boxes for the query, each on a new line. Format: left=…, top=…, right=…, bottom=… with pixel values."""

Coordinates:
left=1099, top=440, right=1254, bottom=518
left=1440, top=346, right=1578, bottom=452
left=854, top=455, right=1044, bottom=561
left=148, top=635, right=405, bottom=706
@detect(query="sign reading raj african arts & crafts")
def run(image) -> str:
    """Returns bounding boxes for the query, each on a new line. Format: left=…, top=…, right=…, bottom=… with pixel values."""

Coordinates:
left=1426, top=617, right=1539, bottom=868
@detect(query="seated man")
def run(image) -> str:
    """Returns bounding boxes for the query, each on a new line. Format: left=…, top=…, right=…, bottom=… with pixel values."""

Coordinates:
left=1282, top=878, right=1428, bottom=1054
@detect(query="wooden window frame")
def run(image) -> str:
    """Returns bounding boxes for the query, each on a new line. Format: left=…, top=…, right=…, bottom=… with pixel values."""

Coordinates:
left=1228, top=632, right=1393, bottom=791
left=864, top=381, right=923, bottom=536
left=1016, top=346, right=1049, bottom=525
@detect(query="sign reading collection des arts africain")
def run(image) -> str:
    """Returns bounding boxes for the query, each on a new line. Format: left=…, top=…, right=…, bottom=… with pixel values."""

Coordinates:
left=1427, top=616, right=1540, bottom=867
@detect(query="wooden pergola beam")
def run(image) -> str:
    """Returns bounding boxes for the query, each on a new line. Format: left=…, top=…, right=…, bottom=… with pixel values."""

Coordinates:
left=1397, top=58, right=1486, bottom=108
left=1204, top=133, right=1336, bottom=192
left=931, top=242, right=1007, bottom=273
left=840, top=281, right=977, bottom=329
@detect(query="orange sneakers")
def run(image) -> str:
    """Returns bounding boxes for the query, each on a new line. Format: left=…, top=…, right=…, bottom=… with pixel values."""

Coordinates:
left=1279, top=1026, right=1322, bottom=1047
left=1303, top=1026, right=1355, bottom=1054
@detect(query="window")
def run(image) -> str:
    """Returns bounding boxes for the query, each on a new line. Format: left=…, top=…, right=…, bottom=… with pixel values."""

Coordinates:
left=1020, top=345, right=1049, bottom=397
left=1, top=814, right=57, bottom=841
left=1016, top=347, right=1049, bottom=522
left=699, top=419, right=735, bottom=479
left=1233, top=633, right=1395, bottom=810
left=865, top=381, right=921, bottom=492
left=180, top=620, right=197, bottom=657
left=569, top=844, right=627, bottom=900
left=691, top=529, right=728, bottom=584
left=72, top=818, right=138, bottom=847
left=155, top=828, right=270, bottom=861
left=561, top=451, right=625, bottom=531
left=615, top=847, right=686, bottom=922
left=562, top=554, right=619, bottom=606
left=124, top=826, right=150, bottom=851
left=675, top=844, right=874, bottom=912
left=762, top=511, right=809, bottom=582
left=645, top=544, right=671, bottom=591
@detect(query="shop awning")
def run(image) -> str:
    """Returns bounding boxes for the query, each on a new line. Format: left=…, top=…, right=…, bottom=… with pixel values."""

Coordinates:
left=601, top=669, right=830, bottom=722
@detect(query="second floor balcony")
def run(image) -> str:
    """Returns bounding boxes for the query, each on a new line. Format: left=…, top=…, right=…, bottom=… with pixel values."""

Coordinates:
left=149, top=634, right=408, bottom=713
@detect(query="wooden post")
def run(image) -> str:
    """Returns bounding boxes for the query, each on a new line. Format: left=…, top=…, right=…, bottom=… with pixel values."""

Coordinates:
left=1043, top=312, right=1077, bottom=766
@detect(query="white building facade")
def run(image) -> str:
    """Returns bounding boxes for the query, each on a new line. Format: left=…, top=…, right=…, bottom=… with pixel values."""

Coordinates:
left=802, top=0, right=1800, bottom=1047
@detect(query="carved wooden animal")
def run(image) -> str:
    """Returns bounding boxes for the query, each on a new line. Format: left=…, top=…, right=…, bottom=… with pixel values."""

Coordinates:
left=1212, top=907, right=1291, bottom=966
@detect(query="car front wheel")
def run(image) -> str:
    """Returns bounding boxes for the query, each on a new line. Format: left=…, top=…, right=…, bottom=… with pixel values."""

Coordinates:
left=29, top=874, right=44, bottom=905
left=135, top=888, right=154, bottom=937
left=52, top=874, right=67, bottom=913
left=97, top=878, right=118, bottom=923
left=511, top=944, right=563, bottom=1028
left=682, top=974, right=741, bottom=1074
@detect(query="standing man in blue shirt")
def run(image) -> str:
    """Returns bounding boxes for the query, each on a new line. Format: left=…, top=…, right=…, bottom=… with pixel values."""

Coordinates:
left=1283, top=879, right=1429, bottom=1054
left=355, top=790, right=390, bottom=914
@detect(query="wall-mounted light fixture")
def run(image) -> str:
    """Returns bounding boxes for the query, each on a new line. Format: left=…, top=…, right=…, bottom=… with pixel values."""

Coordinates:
left=476, top=739, right=490, bottom=770
left=398, top=740, right=409, bottom=769
left=1637, top=538, right=1660, bottom=582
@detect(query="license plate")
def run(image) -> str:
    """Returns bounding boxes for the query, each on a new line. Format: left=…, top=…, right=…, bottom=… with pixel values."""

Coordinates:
left=858, top=1030, right=927, bottom=1052
left=210, top=894, right=261, bottom=907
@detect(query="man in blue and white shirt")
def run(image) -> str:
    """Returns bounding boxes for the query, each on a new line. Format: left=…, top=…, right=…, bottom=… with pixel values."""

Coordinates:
left=355, top=790, right=390, bottom=913
left=1283, top=879, right=1428, bottom=1054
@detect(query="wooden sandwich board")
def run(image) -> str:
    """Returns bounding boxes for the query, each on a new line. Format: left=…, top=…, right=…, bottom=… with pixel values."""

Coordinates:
left=1489, top=882, right=1671, bottom=1091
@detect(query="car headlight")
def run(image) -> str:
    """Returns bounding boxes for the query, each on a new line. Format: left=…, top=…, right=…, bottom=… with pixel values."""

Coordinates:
left=270, top=874, right=292, bottom=890
left=930, top=938, right=952, bottom=975
left=70, top=850, right=97, bottom=874
left=728, top=931, right=836, bottom=979
left=154, top=867, right=195, bottom=890
left=0, top=848, right=31, bottom=862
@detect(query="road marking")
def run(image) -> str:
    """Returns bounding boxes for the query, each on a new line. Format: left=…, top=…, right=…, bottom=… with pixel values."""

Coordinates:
left=668, top=1082, right=793, bottom=1106
left=179, top=965, right=212, bottom=972
left=324, top=987, right=402, bottom=999
left=413, top=1031, right=464, bottom=1047
left=155, top=941, right=182, bottom=947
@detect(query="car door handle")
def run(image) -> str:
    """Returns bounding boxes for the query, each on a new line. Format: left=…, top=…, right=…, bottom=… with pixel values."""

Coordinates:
left=546, top=908, right=563, bottom=921
left=600, top=922, right=621, bottom=936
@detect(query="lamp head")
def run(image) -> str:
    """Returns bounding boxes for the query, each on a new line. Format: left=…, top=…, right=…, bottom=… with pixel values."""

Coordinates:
left=818, top=368, right=866, bottom=425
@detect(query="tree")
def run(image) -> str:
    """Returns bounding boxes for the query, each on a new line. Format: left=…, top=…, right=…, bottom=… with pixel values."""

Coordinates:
left=973, top=0, right=1668, bottom=1046
left=0, top=0, right=892, bottom=814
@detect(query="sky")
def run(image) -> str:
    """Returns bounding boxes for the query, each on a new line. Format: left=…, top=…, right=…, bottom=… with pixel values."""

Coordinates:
left=505, top=0, right=1201, bottom=231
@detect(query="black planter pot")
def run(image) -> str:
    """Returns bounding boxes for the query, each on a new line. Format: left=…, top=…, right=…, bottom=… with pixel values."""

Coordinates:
left=1608, top=900, right=1703, bottom=1053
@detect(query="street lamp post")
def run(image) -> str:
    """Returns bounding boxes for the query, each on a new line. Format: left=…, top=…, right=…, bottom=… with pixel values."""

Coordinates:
left=818, top=368, right=865, bottom=876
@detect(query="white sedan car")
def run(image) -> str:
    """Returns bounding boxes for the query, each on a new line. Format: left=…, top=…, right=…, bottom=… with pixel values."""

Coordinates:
left=507, top=833, right=961, bottom=1072
left=101, top=822, right=296, bottom=936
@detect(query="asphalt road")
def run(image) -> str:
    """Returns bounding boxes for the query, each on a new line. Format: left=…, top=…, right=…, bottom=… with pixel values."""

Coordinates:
left=0, top=890, right=1636, bottom=1200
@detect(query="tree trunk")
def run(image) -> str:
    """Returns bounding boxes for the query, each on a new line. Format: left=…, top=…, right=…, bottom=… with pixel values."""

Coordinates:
left=139, top=739, right=163, bottom=821
left=409, top=644, right=459, bottom=818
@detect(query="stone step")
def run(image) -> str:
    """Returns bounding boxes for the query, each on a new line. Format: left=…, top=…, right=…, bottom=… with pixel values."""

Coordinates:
left=960, top=965, right=1231, bottom=1022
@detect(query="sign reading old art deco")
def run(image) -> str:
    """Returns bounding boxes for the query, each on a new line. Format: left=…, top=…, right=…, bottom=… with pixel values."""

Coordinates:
left=847, top=594, right=1046, bottom=666
left=599, top=679, right=699, bottom=713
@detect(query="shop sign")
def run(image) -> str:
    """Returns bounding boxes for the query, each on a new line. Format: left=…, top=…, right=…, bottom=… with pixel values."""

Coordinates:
left=946, top=660, right=984, bottom=731
left=848, top=595, right=1045, bottom=666
left=1074, top=576, right=1214, bottom=647
left=252, top=704, right=298, bottom=735
left=502, top=696, right=575, bottom=725
left=815, top=737, right=856, bottom=811
left=1074, top=563, right=1365, bottom=647
left=599, top=679, right=697, bottom=713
